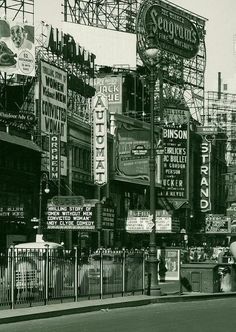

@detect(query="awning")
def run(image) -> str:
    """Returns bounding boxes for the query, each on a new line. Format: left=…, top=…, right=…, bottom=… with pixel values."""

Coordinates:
left=0, top=132, right=41, bottom=152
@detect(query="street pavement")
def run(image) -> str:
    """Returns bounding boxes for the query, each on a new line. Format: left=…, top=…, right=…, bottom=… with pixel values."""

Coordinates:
left=2, top=297, right=236, bottom=332
left=1, top=281, right=236, bottom=325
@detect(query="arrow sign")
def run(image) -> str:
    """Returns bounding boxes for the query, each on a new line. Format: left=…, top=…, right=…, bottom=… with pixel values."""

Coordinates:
left=131, top=144, right=149, bottom=156
left=156, top=148, right=164, bottom=155
left=31, top=217, right=39, bottom=223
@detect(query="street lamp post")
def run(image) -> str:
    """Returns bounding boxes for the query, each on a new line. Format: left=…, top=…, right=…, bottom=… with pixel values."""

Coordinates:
left=37, top=172, right=50, bottom=242
left=145, top=49, right=162, bottom=296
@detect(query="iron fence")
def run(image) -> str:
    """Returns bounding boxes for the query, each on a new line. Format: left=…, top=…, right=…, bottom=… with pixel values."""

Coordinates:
left=0, top=247, right=146, bottom=309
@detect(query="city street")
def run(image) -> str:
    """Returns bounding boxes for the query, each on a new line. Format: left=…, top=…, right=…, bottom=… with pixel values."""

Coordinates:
left=1, top=298, right=236, bottom=332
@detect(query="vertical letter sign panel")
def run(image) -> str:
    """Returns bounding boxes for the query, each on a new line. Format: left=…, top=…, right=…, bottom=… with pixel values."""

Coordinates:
left=49, top=134, right=60, bottom=180
left=92, top=93, right=108, bottom=185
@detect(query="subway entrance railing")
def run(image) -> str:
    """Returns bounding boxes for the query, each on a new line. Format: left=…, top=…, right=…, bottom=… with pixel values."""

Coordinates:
left=0, top=247, right=146, bottom=309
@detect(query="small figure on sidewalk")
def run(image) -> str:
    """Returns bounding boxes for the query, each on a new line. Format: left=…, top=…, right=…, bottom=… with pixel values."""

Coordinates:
left=199, top=249, right=207, bottom=262
left=159, top=256, right=167, bottom=282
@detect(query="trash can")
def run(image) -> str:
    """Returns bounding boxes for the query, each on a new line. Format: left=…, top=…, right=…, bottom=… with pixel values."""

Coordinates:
left=181, top=263, right=220, bottom=293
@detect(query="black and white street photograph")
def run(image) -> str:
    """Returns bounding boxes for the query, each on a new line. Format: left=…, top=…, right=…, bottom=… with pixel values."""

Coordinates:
left=1, top=0, right=236, bottom=331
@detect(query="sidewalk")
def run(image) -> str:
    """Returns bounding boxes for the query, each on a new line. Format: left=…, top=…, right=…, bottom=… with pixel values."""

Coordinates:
left=1, top=284, right=236, bottom=325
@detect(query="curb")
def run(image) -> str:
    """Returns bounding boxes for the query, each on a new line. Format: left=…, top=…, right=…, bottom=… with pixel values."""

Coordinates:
left=0, top=298, right=153, bottom=325
left=1, top=292, right=236, bottom=324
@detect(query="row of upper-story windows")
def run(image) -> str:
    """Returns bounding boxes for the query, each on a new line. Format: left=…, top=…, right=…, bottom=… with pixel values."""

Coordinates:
left=72, top=146, right=91, bottom=172
left=0, top=153, right=36, bottom=173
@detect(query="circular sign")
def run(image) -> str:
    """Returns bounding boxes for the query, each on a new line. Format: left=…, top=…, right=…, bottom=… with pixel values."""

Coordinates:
left=18, top=50, right=34, bottom=75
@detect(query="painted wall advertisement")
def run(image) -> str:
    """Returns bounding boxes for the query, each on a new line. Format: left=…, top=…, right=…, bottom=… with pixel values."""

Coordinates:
left=40, top=60, right=67, bottom=176
left=115, top=123, right=160, bottom=185
left=160, top=122, right=189, bottom=208
left=94, top=75, right=122, bottom=114
left=0, top=19, right=35, bottom=76
left=92, top=93, right=108, bottom=185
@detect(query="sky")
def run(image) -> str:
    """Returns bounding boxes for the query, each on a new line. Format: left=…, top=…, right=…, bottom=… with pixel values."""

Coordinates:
left=34, top=0, right=236, bottom=93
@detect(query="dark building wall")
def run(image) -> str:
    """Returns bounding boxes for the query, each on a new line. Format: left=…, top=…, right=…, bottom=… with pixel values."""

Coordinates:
left=0, top=141, right=41, bottom=247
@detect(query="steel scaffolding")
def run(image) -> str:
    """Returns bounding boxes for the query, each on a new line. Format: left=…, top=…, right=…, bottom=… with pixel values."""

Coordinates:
left=205, top=91, right=236, bottom=166
left=63, top=0, right=207, bottom=123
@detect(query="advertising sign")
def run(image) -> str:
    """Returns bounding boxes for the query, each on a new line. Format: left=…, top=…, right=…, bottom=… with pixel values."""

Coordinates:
left=102, top=207, right=115, bottom=229
left=0, top=19, right=35, bottom=76
left=92, top=93, right=108, bottom=185
left=126, top=210, right=153, bottom=233
left=156, top=216, right=172, bottom=232
left=157, top=248, right=180, bottom=281
left=160, top=123, right=189, bottom=205
left=115, top=123, right=160, bottom=184
left=200, top=137, right=211, bottom=212
left=49, top=134, right=60, bottom=180
left=0, top=206, right=24, bottom=220
left=40, top=60, right=67, bottom=176
left=94, top=75, right=122, bottom=114
left=144, top=3, right=199, bottom=59
left=47, top=203, right=96, bottom=230
left=227, top=203, right=236, bottom=233
left=205, top=214, right=230, bottom=233
left=126, top=210, right=177, bottom=233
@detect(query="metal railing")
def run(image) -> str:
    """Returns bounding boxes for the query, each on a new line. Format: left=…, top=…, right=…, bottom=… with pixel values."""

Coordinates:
left=0, top=247, right=146, bottom=309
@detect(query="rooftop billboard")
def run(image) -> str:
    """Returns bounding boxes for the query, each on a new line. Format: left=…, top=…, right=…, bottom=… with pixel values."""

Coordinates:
left=0, top=19, right=35, bottom=76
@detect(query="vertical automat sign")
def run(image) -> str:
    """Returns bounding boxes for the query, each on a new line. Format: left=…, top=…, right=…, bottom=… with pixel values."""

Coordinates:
left=200, top=137, right=211, bottom=212
left=40, top=60, right=67, bottom=176
left=92, top=93, right=108, bottom=185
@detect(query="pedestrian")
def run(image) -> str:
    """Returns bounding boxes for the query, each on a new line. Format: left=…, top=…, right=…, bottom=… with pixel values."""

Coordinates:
left=193, top=249, right=198, bottom=262
left=158, top=256, right=167, bottom=282
left=199, top=249, right=207, bottom=262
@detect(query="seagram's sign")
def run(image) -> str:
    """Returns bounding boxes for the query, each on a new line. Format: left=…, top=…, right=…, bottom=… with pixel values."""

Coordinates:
left=144, top=4, right=199, bottom=59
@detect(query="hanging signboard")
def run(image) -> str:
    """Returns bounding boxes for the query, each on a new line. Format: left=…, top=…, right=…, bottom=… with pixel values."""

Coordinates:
left=49, top=134, right=60, bottom=180
left=200, top=137, right=211, bottom=212
left=159, top=122, right=189, bottom=205
left=92, top=93, right=108, bottom=185
left=40, top=60, right=67, bottom=176
left=0, top=19, right=35, bottom=76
